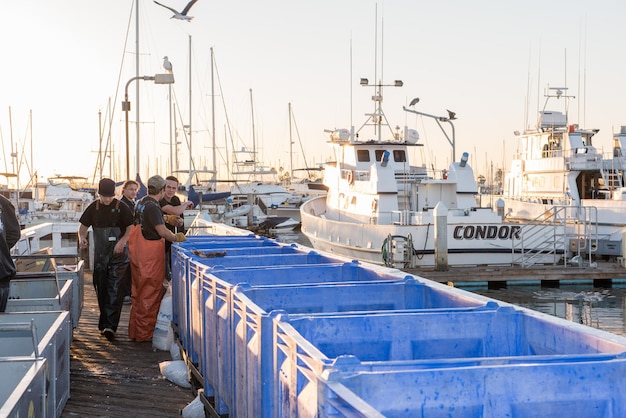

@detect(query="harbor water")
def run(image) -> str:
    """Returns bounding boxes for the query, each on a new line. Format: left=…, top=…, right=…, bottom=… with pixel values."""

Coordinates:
left=279, top=231, right=626, bottom=338
left=468, top=284, right=626, bottom=338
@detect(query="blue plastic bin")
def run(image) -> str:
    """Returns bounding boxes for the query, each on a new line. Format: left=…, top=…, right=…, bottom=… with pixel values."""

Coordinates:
left=192, top=251, right=340, bottom=269
left=272, top=307, right=626, bottom=416
left=230, top=277, right=489, bottom=418
left=186, top=251, right=341, bottom=367
left=201, top=261, right=398, bottom=415
left=171, top=239, right=296, bottom=357
left=318, top=354, right=626, bottom=417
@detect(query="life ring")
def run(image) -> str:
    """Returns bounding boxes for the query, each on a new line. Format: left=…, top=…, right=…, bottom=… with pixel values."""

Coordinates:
left=347, top=171, right=354, bottom=185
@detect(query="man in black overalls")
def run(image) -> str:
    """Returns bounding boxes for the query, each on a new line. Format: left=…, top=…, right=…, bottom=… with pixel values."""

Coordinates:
left=78, top=178, right=134, bottom=341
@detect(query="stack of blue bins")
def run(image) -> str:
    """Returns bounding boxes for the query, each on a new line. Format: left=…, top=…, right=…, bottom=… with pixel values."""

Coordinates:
left=171, top=234, right=285, bottom=363
left=171, top=235, right=626, bottom=417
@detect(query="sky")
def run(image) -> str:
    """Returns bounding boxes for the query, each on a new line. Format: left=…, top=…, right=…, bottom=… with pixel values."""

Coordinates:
left=1, top=0, right=626, bottom=188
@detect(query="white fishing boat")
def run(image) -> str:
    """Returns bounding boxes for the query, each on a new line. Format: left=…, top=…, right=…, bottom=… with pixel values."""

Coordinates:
left=496, top=86, right=626, bottom=260
left=300, top=80, right=573, bottom=269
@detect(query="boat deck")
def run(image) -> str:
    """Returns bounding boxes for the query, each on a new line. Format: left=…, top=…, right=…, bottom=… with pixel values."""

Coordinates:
left=61, top=272, right=195, bottom=418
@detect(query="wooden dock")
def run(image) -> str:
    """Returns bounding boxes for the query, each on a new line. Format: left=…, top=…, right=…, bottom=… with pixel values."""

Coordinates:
left=407, top=261, right=626, bottom=288
left=61, top=272, right=195, bottom=418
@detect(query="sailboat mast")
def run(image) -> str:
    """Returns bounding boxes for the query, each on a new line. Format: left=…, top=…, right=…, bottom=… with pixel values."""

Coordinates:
left=8, top=106, right=15, bottom=176
left=250, top=88, right=256, bottom=174
left=288, top=102, right=293, bottom=179
left=97, top=109, right=103, bottom=179
left=169, top=84, right=173, bottom=174
left=211, top=47, right=216, bottom=186
left=188, top=35, right=193, bottom=176
left=29, top=109, right=33, bottom=188
left=174, top=104, right=179, bottom=171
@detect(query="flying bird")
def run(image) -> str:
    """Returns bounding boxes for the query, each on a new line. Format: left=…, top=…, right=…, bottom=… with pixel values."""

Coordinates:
left=153, top=0, right=199, bottom=21
left=163, top=56, right=173, bottom=73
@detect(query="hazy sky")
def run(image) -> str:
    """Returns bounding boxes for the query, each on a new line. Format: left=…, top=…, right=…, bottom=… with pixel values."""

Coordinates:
left=1, top=0, right=625, bottom=186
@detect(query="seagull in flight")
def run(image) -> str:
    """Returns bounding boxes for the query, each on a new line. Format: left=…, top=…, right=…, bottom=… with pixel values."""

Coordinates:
left=163, top=56, right=173, bottom=73
left=153, top=0, right=199, bottom=22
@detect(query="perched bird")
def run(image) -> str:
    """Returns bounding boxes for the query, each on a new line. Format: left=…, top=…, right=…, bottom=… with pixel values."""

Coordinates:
left=163, top=56, right=173, bottom=73
left=153, top=0, right=199, bottom=21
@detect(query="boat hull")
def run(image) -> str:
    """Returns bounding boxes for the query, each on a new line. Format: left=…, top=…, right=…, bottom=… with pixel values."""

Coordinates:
left=301, top=196, right=562, bottom=268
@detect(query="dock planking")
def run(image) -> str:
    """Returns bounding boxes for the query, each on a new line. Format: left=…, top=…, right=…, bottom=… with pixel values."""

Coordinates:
left=408, top=261, right=626, bottom=287
left=61, top=272, right=195, bottom=418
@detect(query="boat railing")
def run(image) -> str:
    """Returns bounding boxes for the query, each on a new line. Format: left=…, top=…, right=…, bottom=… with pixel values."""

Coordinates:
left=341, top=168, right=428, bottom=185
left=394, top=170, right=430, bottom=182
left=599, top=152, right=626, bottom=192
left=512, top=205, right=597, bottom=268
left=340, top=168, right=370, bottom=183
left=390, top=210, right=413, bottom=226
left=499, top=195, right=570, bottom=206
left=13, top=221, right=81, bottom=257
left=514, top=145, right=602, bottom=166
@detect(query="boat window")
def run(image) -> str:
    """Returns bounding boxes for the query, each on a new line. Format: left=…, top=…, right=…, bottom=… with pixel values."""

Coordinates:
left=357, top=150, right=370, bottom=162
left=393, top=150, right=406, bottom=162
left=374, top=150, right=385, bottom=161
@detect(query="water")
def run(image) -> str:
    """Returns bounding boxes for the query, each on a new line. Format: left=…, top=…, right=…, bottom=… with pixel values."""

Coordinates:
left=273, top=230, right=311, bottom=246
left=466, top=284, right=626, bottom=337
left=274, top=230, right=626, bottom=338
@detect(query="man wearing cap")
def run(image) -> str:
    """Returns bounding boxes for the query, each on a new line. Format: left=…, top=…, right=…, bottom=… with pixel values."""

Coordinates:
left=128, top=174, right=186, bottom=342
left=78, top=178, right=134, bottom=341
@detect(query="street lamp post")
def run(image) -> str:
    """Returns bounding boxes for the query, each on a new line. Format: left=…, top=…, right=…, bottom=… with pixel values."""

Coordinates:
left=123, top=73, right=175, bottom=180
left=403, top=103, right=457, bottom=162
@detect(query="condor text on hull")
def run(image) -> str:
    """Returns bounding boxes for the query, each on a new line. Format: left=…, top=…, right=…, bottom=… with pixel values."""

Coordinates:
left=453, top=225, right=521, bottom=240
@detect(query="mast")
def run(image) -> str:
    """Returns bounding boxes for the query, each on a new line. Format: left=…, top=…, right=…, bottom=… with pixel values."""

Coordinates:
left=168, top=75, right=173, bottom=173
left=173, top=103, right=179, bottom=172
left=9, top=106, right=16, bottom=176
left=97, top=109, right=103, bottom=179
left=188, top=35, right=193, bottom=176
left=250, top=88, right=256, bottom=160
left=29, top=109, right=33, bottom=188
left=211, top=47, right=216, bottom=187
left=288, top=102, right=293, bottom=179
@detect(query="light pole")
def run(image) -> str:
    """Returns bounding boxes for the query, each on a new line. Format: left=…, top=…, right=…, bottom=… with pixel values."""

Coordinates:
left=123, top=73, right=175, bottom=180
left=403, top=102, right=457, bottom=162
